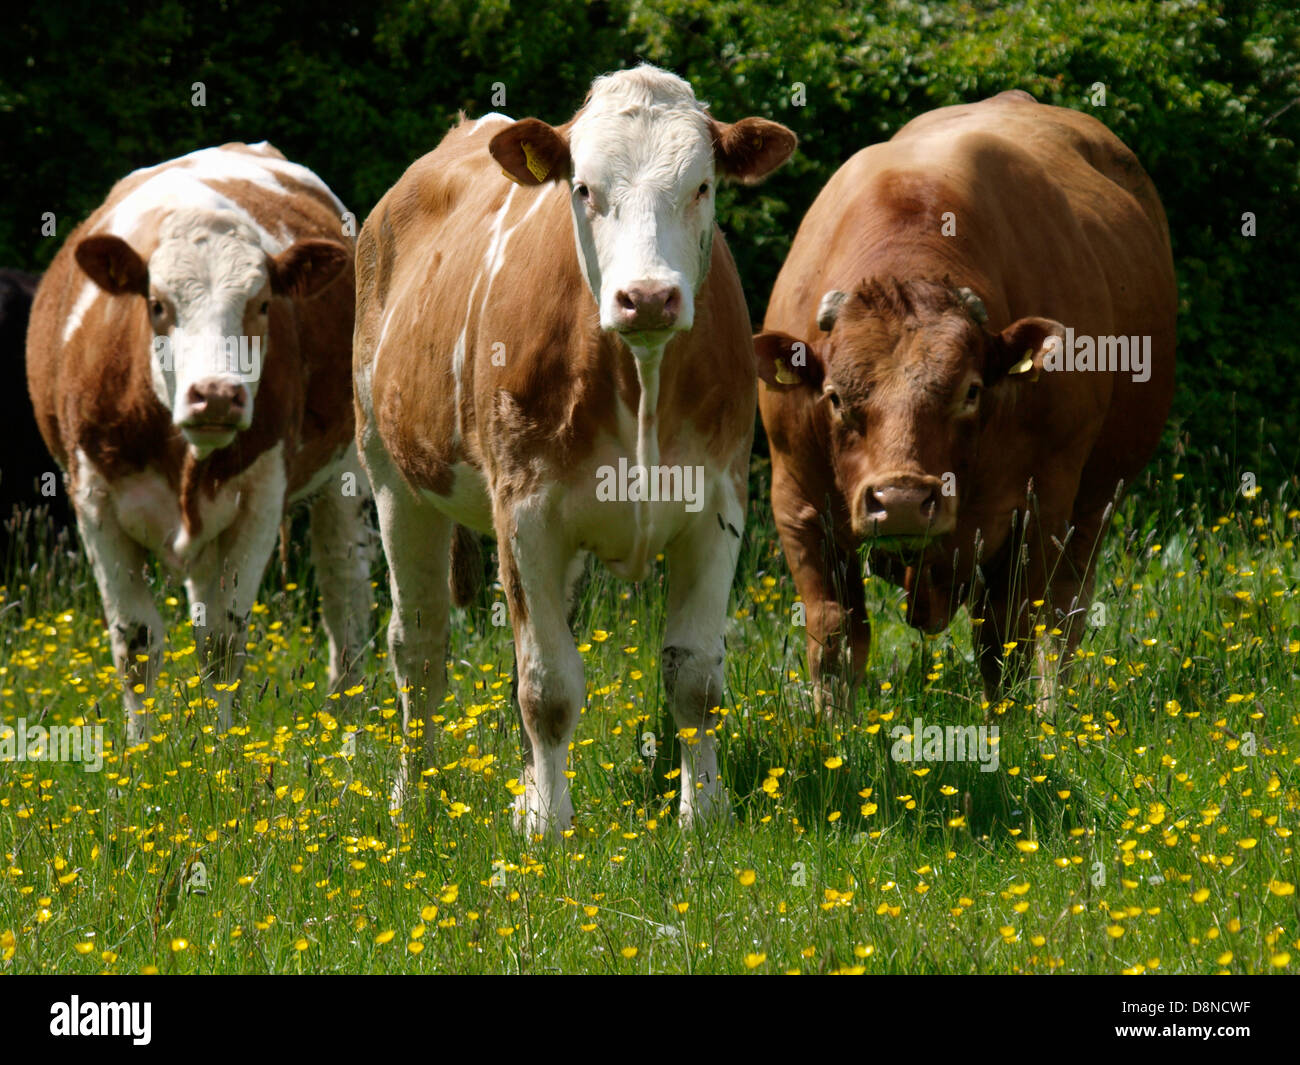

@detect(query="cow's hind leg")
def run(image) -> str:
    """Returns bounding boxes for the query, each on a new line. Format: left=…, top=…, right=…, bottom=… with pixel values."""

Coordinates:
left=74, top=481, right=164, bottom=746
left=308, top=443, right=374, bottom=693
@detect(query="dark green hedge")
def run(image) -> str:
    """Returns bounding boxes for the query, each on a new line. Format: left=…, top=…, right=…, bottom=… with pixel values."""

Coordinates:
left=3, top=0, right=1296, bottom=475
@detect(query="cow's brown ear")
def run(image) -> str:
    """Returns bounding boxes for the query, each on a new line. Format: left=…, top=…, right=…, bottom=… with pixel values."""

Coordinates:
left=269, top=240, right=350, bottom=299
left=489, top=118, right=570, bottom=186
left=713, top=118, right=797, bottom=185
left=988, top=316, right=1065, bottom=385
left=75, top=235, right=147, bottom=296
left=755, top=331, right=823, bottom=391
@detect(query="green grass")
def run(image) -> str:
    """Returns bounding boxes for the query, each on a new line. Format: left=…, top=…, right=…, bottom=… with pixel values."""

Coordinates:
left=2, top=449, right=1298, bottom=974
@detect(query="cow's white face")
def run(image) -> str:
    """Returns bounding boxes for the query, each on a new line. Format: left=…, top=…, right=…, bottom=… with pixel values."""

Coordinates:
left=489, top=66, right=797, bottom=362
left=75, top=210, right=349, bottom=459
left=146, top=211, right=271, bottom=456
left=566, top=93, right=715, bottom=354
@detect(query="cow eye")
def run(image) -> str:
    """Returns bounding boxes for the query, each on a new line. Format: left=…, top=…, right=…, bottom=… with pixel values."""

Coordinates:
left=259, top=300, right=270, bottom=315
left=575, top=183, right=590, bottom=200
left=827, top=389, right=842, bottom=411
left=149, top=299, right=164, bottom=317
left=697, top=181, right=710, bottom=198
left=966, top=383, right=981, bottom=403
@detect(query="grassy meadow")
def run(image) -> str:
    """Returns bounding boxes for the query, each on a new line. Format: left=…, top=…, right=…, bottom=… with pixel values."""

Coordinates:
left=1, top=446, right=1298, bottom=975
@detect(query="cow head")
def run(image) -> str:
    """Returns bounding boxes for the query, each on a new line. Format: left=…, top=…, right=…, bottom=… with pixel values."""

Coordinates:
left=756, top=278, right=1064, bottom=547
left=489, top=65, right=795, bottom=360
left=75, top=209, right=347, bottom=458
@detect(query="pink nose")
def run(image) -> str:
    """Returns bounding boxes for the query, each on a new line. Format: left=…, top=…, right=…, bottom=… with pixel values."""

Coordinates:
left=614, top=282, right=681, bottom=332
left=184, top=378, right=249, bottom=427
left=862, top=480, right=948, bottom=537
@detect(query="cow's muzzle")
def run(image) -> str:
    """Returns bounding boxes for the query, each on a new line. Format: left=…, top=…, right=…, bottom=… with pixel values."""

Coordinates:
left=613, top=282, right=682, bottom=335
left=855, top=476, right=955, bottom=541
left=179, top=376, right=251, bottom=443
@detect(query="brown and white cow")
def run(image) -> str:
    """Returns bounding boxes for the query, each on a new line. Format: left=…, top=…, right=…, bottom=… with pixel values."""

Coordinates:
left=355, top=66, right=794, bottom=834
left=27, top=142, right=372, bottom=743
left=755, top=92, right=1176, bottom=713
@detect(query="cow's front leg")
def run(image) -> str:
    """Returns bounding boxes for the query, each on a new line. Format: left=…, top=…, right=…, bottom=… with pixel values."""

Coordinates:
left=508, top=550, right=587, bottom=801
left=74, top=484, right=164, bottom=746
left=185, top=460, right=286, bottom=733
left=500, top=500, right=582, bottom=839
left=777, top=522, right=870, bottom=719
left=973, top=570, right=1042, bottom=712
left=662, top=491, right=747, bottom=829
left=308, top=443, right=374, bottom=692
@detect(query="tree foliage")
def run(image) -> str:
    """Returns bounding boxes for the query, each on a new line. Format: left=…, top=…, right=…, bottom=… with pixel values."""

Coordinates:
left=3, top=0, right=1296, bottom=470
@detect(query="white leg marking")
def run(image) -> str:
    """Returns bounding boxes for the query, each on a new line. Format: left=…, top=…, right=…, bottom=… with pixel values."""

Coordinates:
left=503, top=495, right=581, bottom=838
left=73, top=468, right=164, bottom=745
left=662, top=477, right=744, bottom=828
left=365, top=439, right=452, bottom=814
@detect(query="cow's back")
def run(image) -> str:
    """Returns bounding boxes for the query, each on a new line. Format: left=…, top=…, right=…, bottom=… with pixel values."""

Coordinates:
left=766, top=93, right=1176, bottom=498
left=355, top=119, right=524, bottom=500
left=28, top=143, right=356, bottom=497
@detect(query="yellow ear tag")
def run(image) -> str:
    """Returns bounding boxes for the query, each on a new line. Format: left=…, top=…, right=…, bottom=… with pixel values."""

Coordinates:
left=522, top=141, right=550, bottom=183
left=1008, top=351, right=1035, bottom=376
left=774, top=359, right=799, bottom=385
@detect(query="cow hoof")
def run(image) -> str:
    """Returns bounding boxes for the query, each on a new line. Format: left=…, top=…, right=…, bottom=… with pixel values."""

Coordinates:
left=511, top=791, right=574, bottom=840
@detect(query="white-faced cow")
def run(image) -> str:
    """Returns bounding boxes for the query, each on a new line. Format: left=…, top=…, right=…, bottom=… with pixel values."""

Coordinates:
left=27, top=142, right=372, bottom=744
left=355, top=66, right=795, bottom=834
left=755, top=92, right=1176, bottom=713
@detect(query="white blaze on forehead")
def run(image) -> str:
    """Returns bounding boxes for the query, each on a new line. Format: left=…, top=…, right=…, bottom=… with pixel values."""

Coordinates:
left=570, top=67, right=713, bottom=180
left=150, top=209, right=268, bottom=310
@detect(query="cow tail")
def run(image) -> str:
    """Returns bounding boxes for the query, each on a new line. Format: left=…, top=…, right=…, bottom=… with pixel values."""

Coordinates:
left=449, top=523, right=483, bottom=608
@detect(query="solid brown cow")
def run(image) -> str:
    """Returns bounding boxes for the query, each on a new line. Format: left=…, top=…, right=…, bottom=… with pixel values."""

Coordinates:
left=355, top=66, right=795, bottom=833
left=27, top=142, right=372, bottom=743
left=755, top=92, right=1176, bottom=713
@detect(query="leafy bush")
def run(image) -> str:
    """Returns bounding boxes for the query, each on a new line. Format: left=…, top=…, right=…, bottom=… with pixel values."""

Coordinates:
left=2, top=0, right=1295, bottom=474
